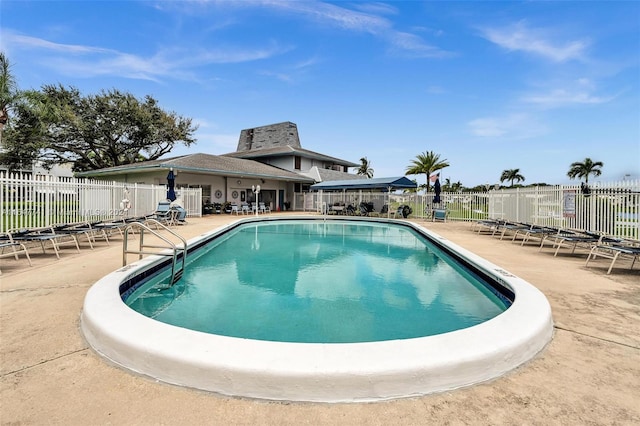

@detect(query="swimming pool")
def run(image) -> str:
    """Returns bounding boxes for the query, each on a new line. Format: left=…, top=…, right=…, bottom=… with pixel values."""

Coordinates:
left=81, top=216, right=553, bottom=402
left=125, top=220, right=509, bottom=343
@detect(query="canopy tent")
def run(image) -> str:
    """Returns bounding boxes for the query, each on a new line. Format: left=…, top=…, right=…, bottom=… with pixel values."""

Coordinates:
left=310, top=176, right=417, bottom=191
left=311, top=177, right=417, bottom=218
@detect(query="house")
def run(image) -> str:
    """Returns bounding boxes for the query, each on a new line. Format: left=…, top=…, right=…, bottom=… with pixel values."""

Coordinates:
left=76, top=122, right=362, bottom=211
left=223, top=121, right=361, bottom=192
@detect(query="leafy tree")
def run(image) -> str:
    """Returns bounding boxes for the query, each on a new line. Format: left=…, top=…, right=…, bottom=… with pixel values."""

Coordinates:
left=1, top=84, right=198, bottom=172
left=567, top=158, right=603, bottom=183
left=500, top=168, right=525, bottom=187
left=0, top=91, right=49, bottom=169
left=356, top=156, right=374, bottom=178
left=405, top=151, right=449, bottom=191
left=0, top=52, right=19, bottom=145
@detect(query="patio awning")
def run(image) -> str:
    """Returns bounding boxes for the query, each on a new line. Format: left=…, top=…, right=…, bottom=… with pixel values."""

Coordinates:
left=310, top=176, right=417, bottom=191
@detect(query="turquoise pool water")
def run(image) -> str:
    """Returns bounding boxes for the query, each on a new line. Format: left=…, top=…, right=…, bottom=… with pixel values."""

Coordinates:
left=125, top=220, right=508, bottom=343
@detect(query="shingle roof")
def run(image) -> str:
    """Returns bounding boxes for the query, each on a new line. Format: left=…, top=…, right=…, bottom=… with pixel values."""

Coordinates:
left=76, top=153, right=314, bottom=182
left=223, top=145, right=359, bottom=167
left=315, top=168, right=366, bottom=182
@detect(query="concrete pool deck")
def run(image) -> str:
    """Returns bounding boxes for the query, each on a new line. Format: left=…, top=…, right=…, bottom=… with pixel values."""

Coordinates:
left=1, top=213, right=639, bottom=424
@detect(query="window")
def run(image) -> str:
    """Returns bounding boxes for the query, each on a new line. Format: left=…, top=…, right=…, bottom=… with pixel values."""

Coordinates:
left=294, top=156, right=301, bottom=170
left=294, top=183, right=311, bottom=192
left=189, top=184, right=211, bottom=203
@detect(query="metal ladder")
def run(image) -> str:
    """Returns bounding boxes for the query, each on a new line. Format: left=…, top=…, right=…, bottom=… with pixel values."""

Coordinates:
left=122, top=219, right=187, bottom=286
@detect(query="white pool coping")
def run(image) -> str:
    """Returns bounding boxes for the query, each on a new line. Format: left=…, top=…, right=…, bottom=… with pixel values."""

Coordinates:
left=81, top=216, right=554, bottom=403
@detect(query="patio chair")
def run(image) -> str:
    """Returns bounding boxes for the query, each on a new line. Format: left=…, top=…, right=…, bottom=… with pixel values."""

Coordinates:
left=433, top=208, right=447, bottom=222
left=393, top=205, right=412, bottom=219
left=168, top=206, right=188, bottom=225
left=5, top=227, right=70, bottom=259
left=512, top=224, right=560, bottom=246
left=585, top=237, right=640, bottom=274
left=370, top=205, right=388, bottom=217
left=540, top=228, right=607, bottom=257
left=0, top=234, right=33, bottom=274
left=259, top=202, right=270, bottom=214
left=359, top=202, right=374, bottom=216
left=241, top=203, right=250, bottom=215
left=51, top=221, right=100, bottom=249
left=494, top=221, right=530, bottom=240
left=231, top=204, right=240, bottom=215
left=150, top=201, right=172, bottom=223
left=92, top=218, right=128, bottom=240
left=470, top=219, right=503, bottom=234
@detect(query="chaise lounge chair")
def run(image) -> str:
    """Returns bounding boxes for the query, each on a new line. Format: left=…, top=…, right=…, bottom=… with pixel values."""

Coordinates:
left=51, top=221, right=101, bottom=249
left=510, top=224, right=560, bottom=246
left=585, top=237, right=640, bottom=274
left=540, top=229, right=611, bottom=257
left=0, top=234, right=33, bottom=274
left=4, top=227, right=72, bottom=259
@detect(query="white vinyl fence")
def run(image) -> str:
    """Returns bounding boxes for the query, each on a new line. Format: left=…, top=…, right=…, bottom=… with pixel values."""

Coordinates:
left=294, top=179, right=639, bottom=239
left=3, top=171, right=637, bottom=239
left=1, top=172, right=202, bottom=232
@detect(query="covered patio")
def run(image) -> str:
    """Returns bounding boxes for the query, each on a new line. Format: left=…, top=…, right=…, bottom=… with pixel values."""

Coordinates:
left=310, top=176, right=417, bottom=216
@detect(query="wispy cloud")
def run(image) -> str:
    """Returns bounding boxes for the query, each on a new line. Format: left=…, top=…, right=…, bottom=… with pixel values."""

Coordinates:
left=468, top=113, right=547, bottom=139
left=204, top=0, right=451, bottom=58
left=522, top=89, right=615, bottom=107
left=2, top=31, right=114, bottom=55
left=386, top=32, right=452, bottom=58
left=2, top=29, right=288, bottom=82
left=257, top=69, right=293, bottom=83
left=479, top=21, right=589, bottom=62
left=521, top=78, right=617, bottom=108
left=293, top=56, right=322, bottom=70
left=351, top=2, right=399, bottom=17
left=254, top=54, right=322, bottom=84
left=280, top=1, right=451, bottom=57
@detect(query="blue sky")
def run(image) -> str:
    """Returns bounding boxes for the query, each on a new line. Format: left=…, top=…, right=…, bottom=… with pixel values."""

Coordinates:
left=2, top=1, right=639, bottom=187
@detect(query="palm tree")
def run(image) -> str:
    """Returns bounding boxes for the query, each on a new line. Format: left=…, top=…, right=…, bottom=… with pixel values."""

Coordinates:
left=403, top=179, right=420, bottom=194
left=442, top=177, right=452, bottom=192
left=567, top=158, right=604, bottom=184
left=356, top=156, right=374, bottom=178
left=500, top=169, right=525, bottom=187
left=0, top=52, right=19, bottom=145
left=405, top=151, right=449, bottom=191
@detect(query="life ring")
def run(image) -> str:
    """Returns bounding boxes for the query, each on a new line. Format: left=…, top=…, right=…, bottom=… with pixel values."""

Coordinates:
left=120, top=199, right=131, bottom=210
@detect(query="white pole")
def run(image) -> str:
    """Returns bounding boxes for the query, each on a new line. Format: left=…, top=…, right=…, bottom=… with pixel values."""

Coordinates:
left=252, top=185, right=261, bottom=216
